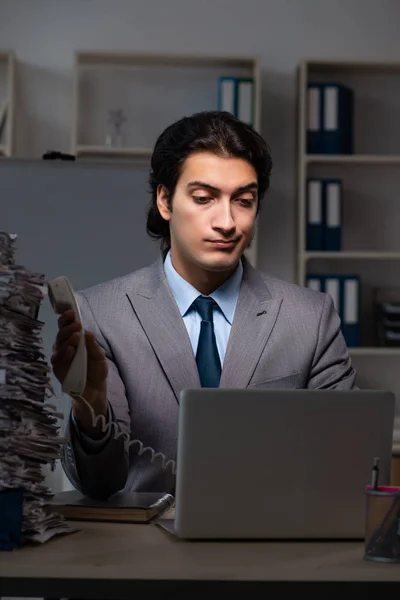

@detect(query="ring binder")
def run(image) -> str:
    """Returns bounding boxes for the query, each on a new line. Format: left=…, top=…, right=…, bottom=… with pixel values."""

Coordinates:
left=0, top=489, right=23, bottom=550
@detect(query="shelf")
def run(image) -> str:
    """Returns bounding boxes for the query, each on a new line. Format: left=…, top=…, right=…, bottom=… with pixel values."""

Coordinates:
left=303, top=58, right=400, bottom=74
left=72, top=50, right=262, bottom=268
left=349, top=347, right=400, bottom=356
left=305, top=154, right=400, bottom=165
left=75, top=145, right=153, bottom=161
left=304, top=252, right=400, bottom=260
left=76, top=51, right=259, bottom=69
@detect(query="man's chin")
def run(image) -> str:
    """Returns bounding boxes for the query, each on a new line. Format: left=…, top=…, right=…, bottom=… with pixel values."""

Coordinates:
left=197, top=252, right=242, bottom=272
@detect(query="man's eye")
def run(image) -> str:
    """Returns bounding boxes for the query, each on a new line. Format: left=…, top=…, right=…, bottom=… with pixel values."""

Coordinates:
left=192, top=196, right=212, bottom=203
left=238, top=198, right=255, bottom=207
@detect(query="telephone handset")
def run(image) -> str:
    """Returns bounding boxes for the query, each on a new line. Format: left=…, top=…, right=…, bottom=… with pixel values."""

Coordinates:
left=47, top=275, right=176, bottom=475
left=48, top=276, right=87, bottom=396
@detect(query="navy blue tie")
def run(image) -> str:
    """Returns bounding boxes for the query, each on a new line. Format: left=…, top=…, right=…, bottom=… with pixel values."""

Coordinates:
left=193, top=296, right=221, bottom=387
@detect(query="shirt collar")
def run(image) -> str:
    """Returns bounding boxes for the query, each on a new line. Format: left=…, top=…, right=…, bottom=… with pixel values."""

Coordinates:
left=163, top=249, right=243, bottom=325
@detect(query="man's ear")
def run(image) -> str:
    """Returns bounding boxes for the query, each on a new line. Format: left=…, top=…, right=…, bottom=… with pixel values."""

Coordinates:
left=156, top=185, right=172, bottom=222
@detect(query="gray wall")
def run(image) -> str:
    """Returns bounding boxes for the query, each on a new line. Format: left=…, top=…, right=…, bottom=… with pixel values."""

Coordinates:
left=0, top=159, right=161, bottom=491
left=1, top=0, right=400, bottom=282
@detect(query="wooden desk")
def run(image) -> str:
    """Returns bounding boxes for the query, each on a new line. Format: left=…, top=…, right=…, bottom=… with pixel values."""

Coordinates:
left=1, top=520, right=400, bottom=598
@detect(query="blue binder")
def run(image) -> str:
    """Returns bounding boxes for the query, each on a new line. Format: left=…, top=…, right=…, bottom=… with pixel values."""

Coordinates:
left=323, top=179, right=342, bottom=251
left=340, top=275, right=360, bottom=347
left=306, top=178, right=324, bottom=250
left=306, top=273, right=360, bottom=347
left=306, top=83, right=324, bottom=153
left=306, top=275, right=324, bottom=292
left=0, top=489, right=23, bottom=550
left=218, top=76, right=237, bottom=116
left=321, top=275, right=343, bottom=332
left=321, top=83, right=354, bottom=154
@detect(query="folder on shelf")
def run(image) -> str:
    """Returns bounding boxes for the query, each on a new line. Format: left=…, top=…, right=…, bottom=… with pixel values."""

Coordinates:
left=306, top=179, right=324, bottom=251
left=306, top=83, right=323, bottom=153
left=341, top=275, right=360, bottom=347
left=305, top=273, right=360, bottom=347
left=236, top=77, right=254, bottom=126
left=306, top=82, right=354, bottom=154
left=0, top=100, right=7, bottom=142
left=322, top=83, right=354, bottom=154
left=218, top=76, right=237, bottom=115
left=306, top=276, right=323, bottom=292
left=324, top=179, right=342, bottom=251
left=218, top=76, right=255, bottom=126
left=325, top=276, right=341, bottom=315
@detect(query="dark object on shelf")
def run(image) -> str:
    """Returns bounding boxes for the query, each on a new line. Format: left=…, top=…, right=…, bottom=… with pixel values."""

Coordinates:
left=42, top=151, right=75, bottom=161
left=374, top=287, right=400, bottom=347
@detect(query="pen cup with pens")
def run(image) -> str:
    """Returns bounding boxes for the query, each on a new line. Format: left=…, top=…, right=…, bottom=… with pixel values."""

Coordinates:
left=364, top=457, right=400, bottom=562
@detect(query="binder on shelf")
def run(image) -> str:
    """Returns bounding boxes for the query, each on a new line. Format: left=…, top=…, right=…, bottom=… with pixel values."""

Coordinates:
left=305, top=178, right=343, bottom=252
left=306, top=179, right=324, bottom=251
left=0, top=489, right=23, bottom=550
left=305, top=274, right=360, bottom=347
left=306, top=276, right=323, bottom=292
left=325, top=276, right=341, bottom=315
left=218, top=76, right=237, bottom=115
left=236, top=77, right=254, bottom=127
left=0, top=99, right=7, bottom=142
left=322, top=83, right=354, bottom=154
left=306, top=83, right=323, bottom=153
left=341, top=275, right=360, bottom=347
left=324, top=179, right=342, bottom=251
left=306, top=82, right=354, bottom=154
left=218, top=76, right=255, bottom=126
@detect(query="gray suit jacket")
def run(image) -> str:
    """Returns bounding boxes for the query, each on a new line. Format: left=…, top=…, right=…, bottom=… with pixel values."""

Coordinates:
left=61, top=254, right=357, bottom=499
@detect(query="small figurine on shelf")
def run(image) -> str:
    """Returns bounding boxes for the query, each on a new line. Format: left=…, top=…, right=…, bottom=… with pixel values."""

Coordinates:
left=105, top=108, right=127, bottom=148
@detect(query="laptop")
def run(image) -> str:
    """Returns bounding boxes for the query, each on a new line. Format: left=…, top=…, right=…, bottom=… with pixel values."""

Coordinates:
left=158, top=388, right=395, bottom=539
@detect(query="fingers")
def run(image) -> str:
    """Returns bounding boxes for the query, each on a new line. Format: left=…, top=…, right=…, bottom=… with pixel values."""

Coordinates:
left=51, top=332, right=79, bottom=365
left=54, top=321, right=81, bottom=352
left=85, top=331, right=106, bottom=360
left=58, top=309, right=75, bottom=328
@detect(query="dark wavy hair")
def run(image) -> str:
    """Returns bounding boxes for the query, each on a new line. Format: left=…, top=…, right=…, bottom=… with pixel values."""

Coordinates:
left=146, top=110, right=272, bottom=253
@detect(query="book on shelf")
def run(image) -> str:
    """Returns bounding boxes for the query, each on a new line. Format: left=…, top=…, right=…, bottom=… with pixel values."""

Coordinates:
left=0, top=99, right=7, bottom=142
left=307, top=82, right=353, bottom=154
left=218, top=76, right=254, bottom=126
left=46, top=489, right=175, bottom=523
left=306, top=178, right=342, bottom=251
left=306, top=274, right=360, bottom=347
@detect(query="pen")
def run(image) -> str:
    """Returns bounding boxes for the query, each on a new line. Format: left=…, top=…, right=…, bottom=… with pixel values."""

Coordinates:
left=371, top=457, right=380, bottom=490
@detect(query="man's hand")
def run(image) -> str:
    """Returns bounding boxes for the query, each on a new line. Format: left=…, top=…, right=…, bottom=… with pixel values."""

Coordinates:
left=51, top=309, right=109, bottom=436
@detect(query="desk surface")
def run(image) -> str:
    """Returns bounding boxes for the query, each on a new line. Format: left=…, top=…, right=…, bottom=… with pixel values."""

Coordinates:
left=2, top=520, right=400, bottom=597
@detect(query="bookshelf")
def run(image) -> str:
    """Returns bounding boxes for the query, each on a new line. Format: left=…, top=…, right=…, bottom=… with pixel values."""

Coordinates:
left=71, top=51, right=262, bottom=266
left=296, top=59, right=400, bottom=348
left=296, top=59, right=400, bottom=453
left=0, top=51, right=15, bottom=157
left=71, top=51, right=261, bottom=158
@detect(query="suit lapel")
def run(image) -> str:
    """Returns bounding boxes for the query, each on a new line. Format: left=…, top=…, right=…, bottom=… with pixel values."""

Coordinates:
left=219, top=257, right=283, bottom=388
left=126, top=257, right=200, bottom=402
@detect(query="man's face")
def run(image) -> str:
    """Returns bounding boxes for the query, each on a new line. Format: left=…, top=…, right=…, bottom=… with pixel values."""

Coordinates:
left=157, top=151, right=258, bottom=278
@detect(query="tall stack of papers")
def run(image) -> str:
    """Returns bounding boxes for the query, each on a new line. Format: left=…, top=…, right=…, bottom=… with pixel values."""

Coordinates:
left=0, top=232, right=76, bottom=544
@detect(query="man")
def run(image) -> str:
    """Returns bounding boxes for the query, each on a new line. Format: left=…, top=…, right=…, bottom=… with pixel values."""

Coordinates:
left=51, top=110, right=357, bottom=500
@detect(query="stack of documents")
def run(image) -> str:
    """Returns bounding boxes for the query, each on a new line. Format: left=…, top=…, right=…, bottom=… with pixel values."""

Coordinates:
left=0, top=232, right=76, bottom=544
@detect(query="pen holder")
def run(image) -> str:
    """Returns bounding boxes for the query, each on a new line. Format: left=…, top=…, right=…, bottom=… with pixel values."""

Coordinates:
left=364, top=485, right=400, bottom=563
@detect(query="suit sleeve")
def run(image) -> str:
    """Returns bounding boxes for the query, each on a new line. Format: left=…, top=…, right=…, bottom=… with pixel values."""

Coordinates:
left=307, top=292, right=358, bottom=390
left=61, top=291, right=130, bottom=500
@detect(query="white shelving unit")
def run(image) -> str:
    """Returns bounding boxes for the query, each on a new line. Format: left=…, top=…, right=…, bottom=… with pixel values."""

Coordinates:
left=296, top=59, right=400, bottom=457
left=0, top=51, right=15, bottom=157
left=71, top=51, right=262, bottom=266
left=296, top=59, right=400, bottom=341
